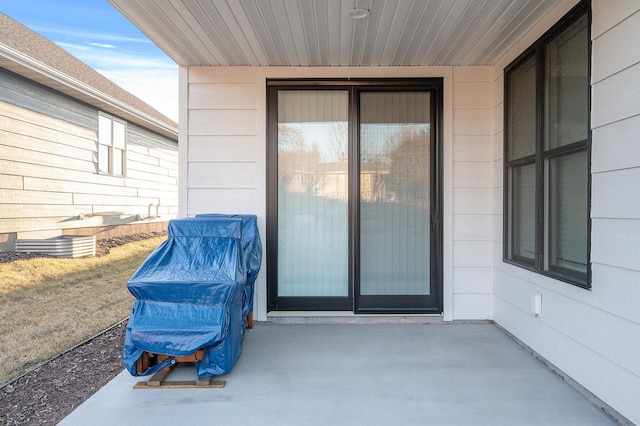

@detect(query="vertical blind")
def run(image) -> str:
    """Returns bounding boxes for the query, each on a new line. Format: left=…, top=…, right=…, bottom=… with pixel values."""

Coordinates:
left=278, top=90, right=348, bottom=123
left=549, top=151, right=588, bottom=272
left=545, top=13, right=589, bottom=150
left=359, top=92, right=431, bottom=296
left=277, top=89, right=433, bottom=298
left=277, top=90, right=349, bottom=297
left=507, top=54, right=536, bottom=161
left=545, top=13, right=589, bottom=275
left=513, top=164, right=536, bottom=261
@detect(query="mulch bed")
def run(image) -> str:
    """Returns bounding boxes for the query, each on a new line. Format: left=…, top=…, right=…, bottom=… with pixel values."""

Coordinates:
left=0, top=233, right=166, bottom=425
left=0, top=322, right=127, bottom=425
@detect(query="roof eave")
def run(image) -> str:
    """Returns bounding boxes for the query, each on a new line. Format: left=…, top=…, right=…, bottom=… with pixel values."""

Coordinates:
left=0, top=42, right=178, bottom=141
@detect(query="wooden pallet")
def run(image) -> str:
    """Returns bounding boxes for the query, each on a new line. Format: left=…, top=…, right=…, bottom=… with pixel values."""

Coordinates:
left=133, top=313, right=253, bottom=389
left=133, top=365, right=225, bottom=389
left=246, top=312, right=253, bottom=329
left=134, top=350, right=225, bottom=389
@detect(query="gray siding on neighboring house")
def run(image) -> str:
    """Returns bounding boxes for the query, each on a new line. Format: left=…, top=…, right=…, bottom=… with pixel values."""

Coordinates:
left=0, top=67, right=96, bottom=129
left=0, top=67, right=178, bottom=251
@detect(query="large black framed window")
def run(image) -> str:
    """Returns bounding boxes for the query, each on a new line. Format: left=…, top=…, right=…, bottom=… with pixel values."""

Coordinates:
left=504, top=0, right=590, bottom=288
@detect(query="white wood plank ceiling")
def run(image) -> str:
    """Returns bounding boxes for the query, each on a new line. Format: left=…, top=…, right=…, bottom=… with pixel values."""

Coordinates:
left=109, top=0, right=562, bottom=67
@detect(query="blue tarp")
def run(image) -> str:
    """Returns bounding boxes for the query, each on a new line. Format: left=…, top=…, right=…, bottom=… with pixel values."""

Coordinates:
left=123, top=216, right=261, bottom=379
left=195, top=214, right=262, bottom=323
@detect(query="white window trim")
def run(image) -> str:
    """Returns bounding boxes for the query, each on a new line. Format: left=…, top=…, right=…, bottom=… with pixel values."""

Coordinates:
left=98, top=112, right=127, bottom=177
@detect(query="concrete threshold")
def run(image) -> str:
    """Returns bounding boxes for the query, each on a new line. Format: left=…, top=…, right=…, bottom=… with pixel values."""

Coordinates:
left=266, top=311, right=446, bottom=324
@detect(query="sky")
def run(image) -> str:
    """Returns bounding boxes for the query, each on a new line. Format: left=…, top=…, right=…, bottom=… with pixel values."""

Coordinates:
left=0, top=0, right=179, bottom=122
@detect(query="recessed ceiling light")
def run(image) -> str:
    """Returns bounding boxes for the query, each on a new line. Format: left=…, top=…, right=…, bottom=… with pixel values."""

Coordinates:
left=348, top=8, right=370, bottom=20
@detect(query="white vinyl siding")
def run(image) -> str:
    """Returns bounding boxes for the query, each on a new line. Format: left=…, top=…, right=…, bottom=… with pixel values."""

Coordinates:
left=451, top=67, right=494, bottom=320
left=492, top=1, right=640, bottom=423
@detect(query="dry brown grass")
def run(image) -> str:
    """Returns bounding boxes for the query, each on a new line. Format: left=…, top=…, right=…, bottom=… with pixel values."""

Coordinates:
left=0, top=236, right=165, bottom=385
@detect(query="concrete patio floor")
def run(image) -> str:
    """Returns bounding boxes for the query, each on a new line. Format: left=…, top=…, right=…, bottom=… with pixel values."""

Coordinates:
left=60, top=322, right=615, bottom=425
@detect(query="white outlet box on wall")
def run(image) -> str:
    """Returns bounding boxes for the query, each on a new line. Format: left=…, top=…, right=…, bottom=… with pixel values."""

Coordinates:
left=532, top=292, right=542, bottom=318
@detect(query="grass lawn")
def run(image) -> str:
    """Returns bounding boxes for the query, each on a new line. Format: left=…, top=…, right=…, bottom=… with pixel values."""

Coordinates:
left=0, top=236, right=166, bottom=385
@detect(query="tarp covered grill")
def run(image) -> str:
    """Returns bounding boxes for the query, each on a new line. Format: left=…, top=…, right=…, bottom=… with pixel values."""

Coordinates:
left=123, top=215, right=261, bottom=379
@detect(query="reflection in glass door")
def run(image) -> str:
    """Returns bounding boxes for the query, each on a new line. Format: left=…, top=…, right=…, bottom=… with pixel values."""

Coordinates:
left=357, top=92, right=433, bottom=312
left=276, top=90, right=350, bottom=307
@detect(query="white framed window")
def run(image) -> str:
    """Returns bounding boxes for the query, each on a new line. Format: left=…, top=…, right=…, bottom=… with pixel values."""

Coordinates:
left=98, top=113, right=126, bottom=176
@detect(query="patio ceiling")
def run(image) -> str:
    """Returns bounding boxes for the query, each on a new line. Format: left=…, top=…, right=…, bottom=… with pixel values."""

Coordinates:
left=108, top=0, right=563, bottom=67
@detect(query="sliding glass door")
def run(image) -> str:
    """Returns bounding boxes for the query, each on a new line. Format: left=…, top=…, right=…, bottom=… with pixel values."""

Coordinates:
left=267, top=80, right=442, bottom=314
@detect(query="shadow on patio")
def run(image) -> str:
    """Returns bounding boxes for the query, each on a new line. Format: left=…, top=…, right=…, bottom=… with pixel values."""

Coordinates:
left=60, top=322, right=614, bottom=425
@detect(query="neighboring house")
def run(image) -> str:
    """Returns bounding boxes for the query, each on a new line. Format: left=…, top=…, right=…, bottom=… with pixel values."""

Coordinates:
left=109, top=0, right=639, bottom=423
left=0, top=14, right=178, bottom=252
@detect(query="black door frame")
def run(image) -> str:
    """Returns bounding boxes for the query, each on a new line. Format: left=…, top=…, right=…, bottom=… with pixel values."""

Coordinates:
left=266, top=78, right=443, bottom=314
